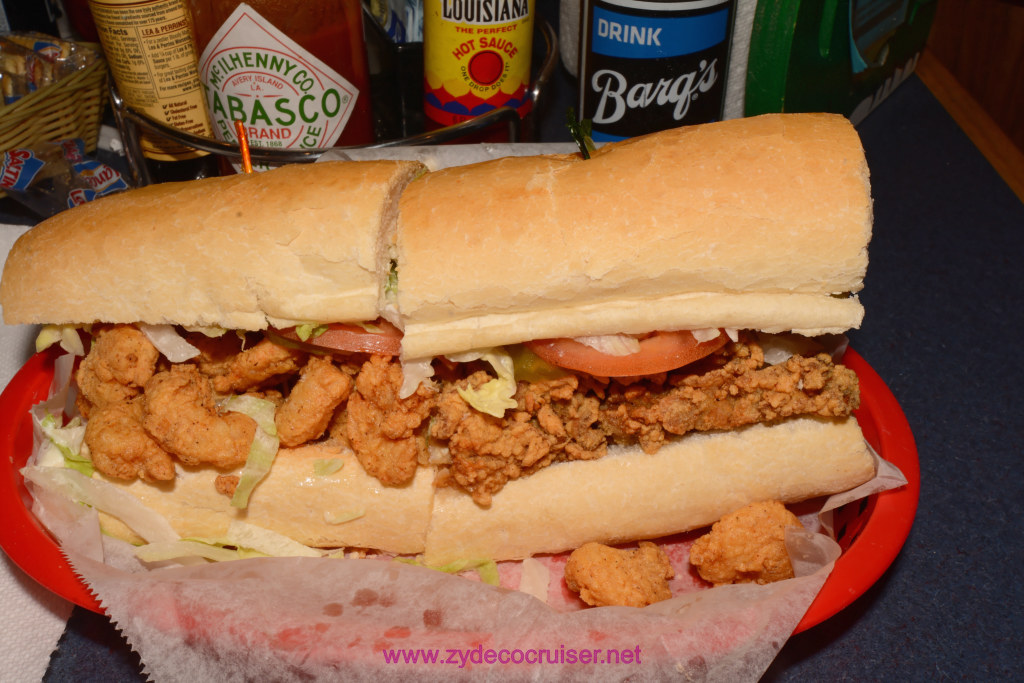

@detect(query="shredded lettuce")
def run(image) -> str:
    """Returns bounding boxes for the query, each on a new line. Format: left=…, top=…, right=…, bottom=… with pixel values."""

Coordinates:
left=690, top=328, right=722, bottom=343
left=295, top=323, right=329, bottom=341
left=446, top=348, right=518, bottom=418
left=35, top=324, right=84, bottom=355
left=323, top=509, right=364, bottom=525
left=352, top=321, right=383, bottom=334
left=139, top=323, right=200, bottom=362
left=135, top=521, right=322, bottom=563
left=22, top=465, right=179, bottom=543
left=135, top=539, right=249, bottom=563
left=222, top=520, right=322, bottom=557
left=395, top=556, right=501, bottom=586
left=223, top=395, right=280, bottom=509
left=574, top=334, right=641, bottom=356
left=36, top=412, right=92, bottom=476
left=384, top=259, right=399, bottom=300
left=470, top=559, right=501, bottom=586
left=28, top=353, right=78, bottom=470
left=312, top=458, right=344, bottom=477
left=399, top=357, right=435, bottom=399
left=183, top=325, right=228, bottom=337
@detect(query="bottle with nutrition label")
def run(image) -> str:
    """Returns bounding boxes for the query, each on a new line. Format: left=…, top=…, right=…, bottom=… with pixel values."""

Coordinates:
left=422, top=0, right=535, bottom=141
left=577, top=0, right=735, bottom=142
left=87, top=0, right=219, bottom=182
left=188, top=0, right=375, bottom=171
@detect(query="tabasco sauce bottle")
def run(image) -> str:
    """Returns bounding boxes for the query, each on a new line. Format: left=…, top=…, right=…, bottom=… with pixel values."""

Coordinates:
left=188, top=0, right=375, bottom=170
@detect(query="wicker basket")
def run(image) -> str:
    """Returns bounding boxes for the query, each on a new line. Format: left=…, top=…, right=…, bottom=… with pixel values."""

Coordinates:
left=0, top=46, right=107, bottom=156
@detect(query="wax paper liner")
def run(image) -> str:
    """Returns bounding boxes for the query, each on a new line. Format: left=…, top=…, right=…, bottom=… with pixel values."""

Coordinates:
left=26, top=448, right=905, bottom=682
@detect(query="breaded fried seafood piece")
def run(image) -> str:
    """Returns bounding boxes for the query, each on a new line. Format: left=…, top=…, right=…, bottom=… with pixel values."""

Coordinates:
left=210, top=338, right=306, bottom=394
left=142, top=365, right=256, bottom=469
left=688, top=500, right=804, bottom=586
left=564, top=541, right=675, bottom=607
left=275, top=356, right=353, bottom=447
left=84, top=397, right=175, bottom=482
left=75, top=324, right=159, bottom=416
left=344, top=355, right=435, bottom=487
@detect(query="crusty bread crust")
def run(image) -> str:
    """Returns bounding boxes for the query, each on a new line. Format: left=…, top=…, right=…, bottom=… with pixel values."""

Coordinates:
left=393, top=113, right=871, bottom=358
left=0, top=160, right=425, bottom=329
left=97, top=442, right=437, bottom=554
left=422, top=417, right=874, bottom=564
left=97, top=417, right=874, bottom=561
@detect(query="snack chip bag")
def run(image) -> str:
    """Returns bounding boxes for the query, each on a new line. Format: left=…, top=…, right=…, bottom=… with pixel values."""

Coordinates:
left=1, top=139, right=129, bottom=217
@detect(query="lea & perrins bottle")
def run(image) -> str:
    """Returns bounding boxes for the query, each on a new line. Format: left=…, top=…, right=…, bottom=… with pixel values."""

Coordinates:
left=87, top=0, right=219, bottom=182
left=187, top=0, right=375, bottom=171
left=422, top=0, right=535, bottom=139
left=577, top=0, right=735, bottom=142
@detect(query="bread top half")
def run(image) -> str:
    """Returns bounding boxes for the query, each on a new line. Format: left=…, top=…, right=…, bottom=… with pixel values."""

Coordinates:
left=0, top=160, right=425, bottom=330
left=392, top=113, right=872, bottom=357
left=2, top=114, right=870, bottom=356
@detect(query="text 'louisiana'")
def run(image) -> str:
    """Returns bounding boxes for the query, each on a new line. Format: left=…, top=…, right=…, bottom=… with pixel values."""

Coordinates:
left=442, top=0, right=529, bottom=24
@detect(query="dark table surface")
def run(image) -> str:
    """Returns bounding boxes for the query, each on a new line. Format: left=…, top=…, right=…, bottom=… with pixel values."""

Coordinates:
left=6, top=27, right=1023, bottom=683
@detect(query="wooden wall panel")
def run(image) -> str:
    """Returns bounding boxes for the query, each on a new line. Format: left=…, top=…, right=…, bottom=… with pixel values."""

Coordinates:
left=926, top=0, right=1024, bottom=152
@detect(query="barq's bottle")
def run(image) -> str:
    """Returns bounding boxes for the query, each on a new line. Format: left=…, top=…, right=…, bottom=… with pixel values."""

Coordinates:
left=577, top=0, right=735, bottom=142
left=423, top=0, right=534, bottom=141
left=187, top=0, right=375, bottom=170
left=87, top=0, right=219, bottom=182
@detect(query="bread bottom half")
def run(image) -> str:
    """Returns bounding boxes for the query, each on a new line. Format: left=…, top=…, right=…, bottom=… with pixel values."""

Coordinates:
left=97, top=416, right=875, bottom=563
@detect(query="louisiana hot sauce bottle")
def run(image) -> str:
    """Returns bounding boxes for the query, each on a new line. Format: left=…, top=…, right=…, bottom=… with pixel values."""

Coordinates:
left=188, top=0, right=375, bottom=170
left=578, top=0, right=735, bottom=142
left=423, top=0, right=535, bottom=139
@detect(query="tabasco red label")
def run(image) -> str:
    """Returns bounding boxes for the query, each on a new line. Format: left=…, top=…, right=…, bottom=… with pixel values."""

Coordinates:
left=196, top=3, right=360, bottom=170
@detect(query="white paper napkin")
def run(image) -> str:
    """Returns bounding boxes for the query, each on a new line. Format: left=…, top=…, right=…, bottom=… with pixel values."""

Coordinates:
left=0, top=223, right=74, bottom=681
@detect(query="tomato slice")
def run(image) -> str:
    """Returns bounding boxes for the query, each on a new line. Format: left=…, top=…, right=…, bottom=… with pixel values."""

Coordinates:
left=270, top=319, right=402, bottom=356
left=524, top=330, right=728, bottom=377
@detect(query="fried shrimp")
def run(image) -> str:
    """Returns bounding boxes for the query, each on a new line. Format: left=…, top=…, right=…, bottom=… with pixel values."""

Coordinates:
left=345, top=355, right=435, bottom=486
left=142, top=365, right=256, bottom=469
left=600, top=342, right=860, bottom=453
left=275, top=356, right=353, bottom=447
left=75, top=324, right=160, bottom=416
left=427, top=340, right=859, bottom=503
left=210, top=338, right=306, bottom=394
left=688, top=500, right=804, bottom=586
left=564, top=541, right=675, bottom=607
left=84, top=397, right=175, bottom=482
left=431, top=372, right=559, bottom=507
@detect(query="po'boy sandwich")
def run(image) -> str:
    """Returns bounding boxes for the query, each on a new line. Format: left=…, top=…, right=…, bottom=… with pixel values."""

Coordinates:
left=0, top=113, right=876, bottom=568
left=389, top=112, right=875, bottom=563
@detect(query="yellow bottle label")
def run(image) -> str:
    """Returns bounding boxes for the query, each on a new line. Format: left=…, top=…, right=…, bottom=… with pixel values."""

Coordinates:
left=88, top=0, right=214, bottom=161
left=423, top=0, right=534, bottom=126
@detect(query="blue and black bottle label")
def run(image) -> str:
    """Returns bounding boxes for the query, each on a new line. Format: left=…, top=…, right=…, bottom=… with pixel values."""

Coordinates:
left=578, top=0, right=734, bottom=142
